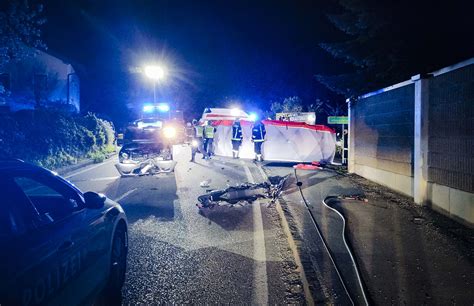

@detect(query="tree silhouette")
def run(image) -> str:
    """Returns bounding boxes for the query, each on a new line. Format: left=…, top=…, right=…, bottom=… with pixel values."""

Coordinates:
left=0, top=0, right=46, bottom=69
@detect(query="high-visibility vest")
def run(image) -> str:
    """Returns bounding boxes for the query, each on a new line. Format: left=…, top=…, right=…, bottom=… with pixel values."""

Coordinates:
left=252, top=123, right=266, bottom=142
left=204, top=125, right=215, bottom=138
left=231, top=124, right=242, bottom=141
left=194, top=126, right=204, bottom=138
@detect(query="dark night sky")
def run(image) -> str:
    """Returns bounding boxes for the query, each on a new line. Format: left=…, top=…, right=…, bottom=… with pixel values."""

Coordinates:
left=41, top=0, right=474, bottom=123
left=42, top=0, right=345, bottom=122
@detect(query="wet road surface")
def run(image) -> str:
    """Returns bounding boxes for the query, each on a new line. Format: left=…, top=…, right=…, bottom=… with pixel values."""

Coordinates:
left=66, top=146, right=305, bottom=304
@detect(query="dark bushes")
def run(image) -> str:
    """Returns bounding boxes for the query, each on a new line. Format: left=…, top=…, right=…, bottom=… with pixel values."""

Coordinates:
left=0, top=110, right=116, bottom=169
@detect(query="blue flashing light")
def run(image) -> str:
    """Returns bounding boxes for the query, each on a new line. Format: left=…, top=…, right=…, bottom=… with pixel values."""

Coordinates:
left=249, top=112, right=258, bottom=121
left=157, top=103, right=170, bottom=112
left=143, top=104, right=155, bottom=113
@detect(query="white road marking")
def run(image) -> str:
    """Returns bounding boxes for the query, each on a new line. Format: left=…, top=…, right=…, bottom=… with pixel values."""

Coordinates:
left=64, top=158, right=116, bottom=179
left=114, top=188, right=138, bottom=202
left=89, top=176, right=120, bottom=181
left=256, top=164, right=315, bottom=305
left=241, top=160, right=269, bottom=305
left=256, top=166, right=268, bottom=183
left=71, top=176, right=120, bottom=182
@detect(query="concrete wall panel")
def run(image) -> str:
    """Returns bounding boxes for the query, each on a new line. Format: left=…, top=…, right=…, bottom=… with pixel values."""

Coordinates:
left=350, top=59, right=474, bottom=227
left=353, top=83, right=415, bottom=181
left=428, top=64, right=474, bottom=193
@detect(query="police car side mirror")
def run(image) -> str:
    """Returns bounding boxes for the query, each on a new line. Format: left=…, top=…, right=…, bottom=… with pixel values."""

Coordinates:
left=84, top=192, right=106, bottom=209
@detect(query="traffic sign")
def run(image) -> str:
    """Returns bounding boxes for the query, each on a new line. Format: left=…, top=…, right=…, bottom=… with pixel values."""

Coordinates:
left=327, top=116, right=348, bottom=124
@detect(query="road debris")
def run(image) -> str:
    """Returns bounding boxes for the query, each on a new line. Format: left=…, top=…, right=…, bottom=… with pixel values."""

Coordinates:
left=337, top=194, right=369, bottom=202
left=413, top=216, right=425, bottom=224
left=197, top=175, right=288, bottom=208
left=293, top=163, right=321, bottom=170
left=200, top=179, right=212, bottom=187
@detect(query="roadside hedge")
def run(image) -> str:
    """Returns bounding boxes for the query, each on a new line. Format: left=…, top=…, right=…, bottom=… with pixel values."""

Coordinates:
left=0, top=110, right=116, bottom=169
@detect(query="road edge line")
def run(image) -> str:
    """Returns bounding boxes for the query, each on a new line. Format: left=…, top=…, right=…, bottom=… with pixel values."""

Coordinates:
left=256, top=165, right=315, bottom=306
left=114, top=188, right=138, bottom=203
left=64, top=157, right=116, bottom=179
left=241, top=161, right=269, bottom=305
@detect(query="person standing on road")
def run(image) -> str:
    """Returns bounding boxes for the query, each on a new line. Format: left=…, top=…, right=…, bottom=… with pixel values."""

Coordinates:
left=203, top=120, right=216, bottom=159
left=231, top=118, right=243, bottom=159
left=185, top=122, right=194, bottom=144
left=252, top=119, right=266, bottom=161
left=190, top=119, right=204, bottom=162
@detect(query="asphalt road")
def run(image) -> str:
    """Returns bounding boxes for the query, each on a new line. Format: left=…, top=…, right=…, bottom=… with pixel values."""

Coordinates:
left=263, top=164, right=474, bottom=306
left=263, top=165, right=364, bottom=305
left=65, top=146, right=305, bottom=304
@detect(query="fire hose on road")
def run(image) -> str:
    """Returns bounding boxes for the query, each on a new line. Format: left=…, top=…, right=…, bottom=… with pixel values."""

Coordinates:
left=293, top=168, right=369, bottom=306
left=194, top=164, right=369, bottom=305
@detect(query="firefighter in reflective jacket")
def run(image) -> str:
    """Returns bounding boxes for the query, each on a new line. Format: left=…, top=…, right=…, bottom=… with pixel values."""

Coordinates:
left=231, top=119, right=243, bottom=159
left=191, top=119, right=204, bottom=162
left=203, top=121, right=216, bottom=159
left=252, top=119, right=266, bottom=161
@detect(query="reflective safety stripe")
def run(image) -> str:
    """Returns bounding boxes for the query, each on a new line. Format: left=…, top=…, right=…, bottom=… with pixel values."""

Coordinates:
left=232, top=125, right=242, bottom=140
left=232, top=132, right=242, bottom=140
left=204, top=126, right=215, bottom=138
left=252, top=125, right=265, bottom=141
left=195, top=126, right=204, bottom=137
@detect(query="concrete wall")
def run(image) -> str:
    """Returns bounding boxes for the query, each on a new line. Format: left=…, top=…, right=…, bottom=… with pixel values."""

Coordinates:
left=349, top=58, right=474, bottom=227
left=424, top=63, right=474, bottom=225
left=427, top=64, right=474, bottom=193
left=350, top=82, right=415, bottom=196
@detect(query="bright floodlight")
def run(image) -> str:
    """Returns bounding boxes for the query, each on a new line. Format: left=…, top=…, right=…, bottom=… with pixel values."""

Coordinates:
left=231, top=108, right=241, bottom=117
left=143, top=104, right=155, bottom=113
left=249, top=112, right=258, bottom=121
left=144, top=65, right=166, bottom=80
left=157, top=103, right=170, bottom=112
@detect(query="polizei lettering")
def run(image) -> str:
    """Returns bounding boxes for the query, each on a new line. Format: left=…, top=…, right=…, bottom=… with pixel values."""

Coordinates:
left=21, top=250, right=83, bottom=306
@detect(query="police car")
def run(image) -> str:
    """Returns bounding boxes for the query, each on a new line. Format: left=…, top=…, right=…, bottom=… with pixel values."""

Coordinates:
left=0, top=160, right=128, bottom=305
